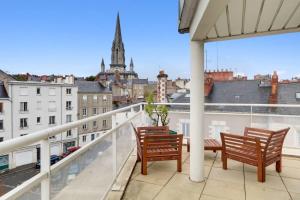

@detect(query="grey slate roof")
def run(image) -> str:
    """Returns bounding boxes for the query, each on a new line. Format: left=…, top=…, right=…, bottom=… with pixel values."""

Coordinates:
left=132, top=79, right=148, bottom=85
left=75, top=81, right=111, bottom=93
left=0, top=81, right=9, bottom=98
left=171, top=80, right=300, bottom=115
left=206, top=80, right=270, bottom=104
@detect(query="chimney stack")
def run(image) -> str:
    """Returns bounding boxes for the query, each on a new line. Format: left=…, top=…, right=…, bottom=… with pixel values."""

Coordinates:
left=269, top=71, right=278, bottom=104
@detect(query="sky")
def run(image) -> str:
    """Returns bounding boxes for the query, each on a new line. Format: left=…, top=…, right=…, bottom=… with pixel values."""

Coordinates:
left=0, top=0, right=299, bottom=81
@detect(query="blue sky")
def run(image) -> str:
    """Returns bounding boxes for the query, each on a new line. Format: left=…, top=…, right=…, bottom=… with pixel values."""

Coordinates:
left=0, top=0, right=299, bottom=81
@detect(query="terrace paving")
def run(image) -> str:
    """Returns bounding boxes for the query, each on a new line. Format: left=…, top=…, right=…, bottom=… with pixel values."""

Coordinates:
left=123, top=147, right=300, bottom=200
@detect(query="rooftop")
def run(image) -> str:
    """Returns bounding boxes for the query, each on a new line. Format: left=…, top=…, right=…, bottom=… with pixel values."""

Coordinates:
left=75, top=80, right=111, bottom=93
left=123, top=146, right=300, bottom=200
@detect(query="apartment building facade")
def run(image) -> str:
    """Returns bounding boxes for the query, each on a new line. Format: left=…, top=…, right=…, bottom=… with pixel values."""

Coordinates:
left=0, top=82, right=12, bottom=171
left=5, top=81, right=78, bottom=169
left=75, top=81, right=112, bottom=146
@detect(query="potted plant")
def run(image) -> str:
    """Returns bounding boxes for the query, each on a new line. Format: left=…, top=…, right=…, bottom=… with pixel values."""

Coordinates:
left=145, top=93, right=170, bottom=127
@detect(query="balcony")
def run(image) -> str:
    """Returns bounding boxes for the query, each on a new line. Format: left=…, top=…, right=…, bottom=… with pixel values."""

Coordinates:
left=0, top=103, right=299, bottom=200
left=123, top=147, right=300, bottom=200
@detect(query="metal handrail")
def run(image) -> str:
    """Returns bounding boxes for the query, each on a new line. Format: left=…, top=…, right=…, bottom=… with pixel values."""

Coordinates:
left=0, top=103, right=143, bottom=154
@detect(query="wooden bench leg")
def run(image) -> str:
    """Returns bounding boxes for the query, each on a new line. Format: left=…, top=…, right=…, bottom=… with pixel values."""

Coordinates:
left=177, top=157, right=182, bottom=172
left=142, top=158, right=147, bottom=175
left=257, top=164, right=266, bottom=182
left=276, top=159, right=282, bottom=173
left=222, top=156, right=227, bottom=170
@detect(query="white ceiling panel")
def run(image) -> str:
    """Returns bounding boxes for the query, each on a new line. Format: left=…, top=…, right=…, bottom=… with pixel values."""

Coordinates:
left=228, top=0, right=243, bottom=35
left=207, top=27, right=218, bottom=38
left=215, top=10, right=229, bottom=37
left=257, top=0, right=283, bottom=32
left=271, top=0, right=300, bottom=30
left=244, top=0, right=264, bottom=33
left=285, top=3, right=300, bottom=28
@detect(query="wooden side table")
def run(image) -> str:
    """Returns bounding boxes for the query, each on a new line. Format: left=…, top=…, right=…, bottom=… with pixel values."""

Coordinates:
left=187, top=138, right=222, bottom=152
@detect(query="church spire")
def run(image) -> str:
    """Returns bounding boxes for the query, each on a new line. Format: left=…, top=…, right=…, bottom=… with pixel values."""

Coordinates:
left=130, top=58, right=134, bottom=72
left=114, top=13, right=122, bottom=44
left=101, top=58, right=105, bottom=73
left=111, top=13, right=126, bottom=68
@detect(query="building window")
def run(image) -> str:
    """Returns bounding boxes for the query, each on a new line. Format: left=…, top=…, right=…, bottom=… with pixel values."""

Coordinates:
left=36, top=87, right=41, bottom=95
left=0, top=120, right=3, bottom=130
left=37, top=117, right=41, bottom=124
left=82, top=108, right=87, bottom=116
left=0, top=137, right=3, bottom=142
left=91, top=134, right=95, bottom=141
left=66, top=88, right=72, bottom=94
left=93, top=108, right=97, bottom=115
left=49, top=116, right=55, bottom=125
left=103, top=95, right=107, bottom=101
left=66, top=115, right=72, bottom=123
left=103, top=108, right=107, bottom=113
left=0, top=103, right=3, bottom=113
left=66, top=101, right=72, bottom=110
left=82, top=123, right=87, bottom=130
left=20, top=102, right=28, bottom=112
left=93, top=121, right=97, bottom=127
left=296, top=93, right=300, bottom=99
left=49, top=88, right=56, bottom=96
left=67, top=130, right=72, bottom=137
left=20, top=118, right=28, bottom=128
left=49, top=136, right=56, bottom=140
left=20, top=134, right=27, bottom=136
left=93, top=95, right=97, bottom=102
left=103, top=120, right=107, bottom=127
left=83, top=95, right=87, bottom=102
left=234, top=95, right=240, bottom=102
left=82, top=135, right=86, bottom=142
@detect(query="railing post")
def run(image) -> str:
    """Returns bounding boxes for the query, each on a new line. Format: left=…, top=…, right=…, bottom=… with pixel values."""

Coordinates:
left=112, top=114, right=117, bottom=178
left=41, top=139, right=50, bottom=200
left=250, top=105, right=253, bottom=127
left=139, top=104, right=143, bottom=112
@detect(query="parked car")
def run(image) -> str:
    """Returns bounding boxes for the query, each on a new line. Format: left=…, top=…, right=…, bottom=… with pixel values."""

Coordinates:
left=35, top=155, right=61, bottom=169
left=61, top=146, right=80, bottom=159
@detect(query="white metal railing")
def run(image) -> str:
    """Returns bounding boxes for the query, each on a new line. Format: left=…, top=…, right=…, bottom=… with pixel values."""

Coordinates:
left=1, top=102, right=300, bottom=199
left=0, top=103, right=144, bottom=200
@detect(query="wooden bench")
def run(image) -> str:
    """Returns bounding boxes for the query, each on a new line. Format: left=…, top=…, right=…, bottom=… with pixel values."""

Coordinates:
left=221, top=127, right=290, bottom=182
left=187, top=138, right=222, bottom=153
left=132, top=125, right=183, bottom=175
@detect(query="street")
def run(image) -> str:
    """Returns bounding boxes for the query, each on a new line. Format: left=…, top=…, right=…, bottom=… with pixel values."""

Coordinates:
left=0, top=164, right=39, bottom=196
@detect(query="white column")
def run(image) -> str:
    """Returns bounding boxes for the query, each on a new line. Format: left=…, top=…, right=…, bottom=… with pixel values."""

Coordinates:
left=190, top=40, right=205, bottom=182
left=41, top=139, right=50, bottom=200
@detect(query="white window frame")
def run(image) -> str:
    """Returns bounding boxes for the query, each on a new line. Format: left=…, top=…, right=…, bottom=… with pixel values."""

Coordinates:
left=49, top=116, right=55, bottom=125
left=66, top=88, right=72, bottom=95
left=20, top=118, right=28, bottom=128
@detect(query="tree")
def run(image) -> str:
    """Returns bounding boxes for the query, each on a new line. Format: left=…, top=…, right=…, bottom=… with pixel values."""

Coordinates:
left=145, top=93, right=169, bottom=126
left=85, top=76, right=96, bottom=81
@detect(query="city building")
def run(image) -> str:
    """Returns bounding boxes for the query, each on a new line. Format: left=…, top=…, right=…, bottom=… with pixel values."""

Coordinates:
left=157, top=70, right=168, bottom=103
left=131, top=79, right=149, bottom=100
left=75, top=81, right=112, bottom=147
left=0, top=81, right=11, bottom=171
left=6, top=80, right=78, bottom=169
